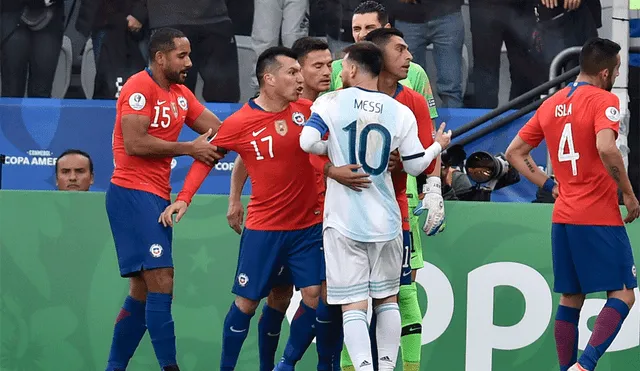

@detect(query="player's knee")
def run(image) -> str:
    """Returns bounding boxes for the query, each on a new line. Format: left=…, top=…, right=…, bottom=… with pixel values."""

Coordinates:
left=320, top=281, right=328, bottom=305
left=560, top=293, right=586, bottom=309
left=142, top=268, right=174, bottom=294
left=267, top=285, right=294, bottom=312
left=129, top=276, right=148, bottom=301
left=373, top=295, right=397, bottom=308
left=235, top=296, right=260, bottom=315
left=609, top=287, right=636, bottom=308
left=300, top=285, right=320, bottom=309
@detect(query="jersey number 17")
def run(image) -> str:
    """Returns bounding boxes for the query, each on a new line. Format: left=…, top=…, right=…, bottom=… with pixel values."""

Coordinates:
left=343, top=121, right=391, bottom=176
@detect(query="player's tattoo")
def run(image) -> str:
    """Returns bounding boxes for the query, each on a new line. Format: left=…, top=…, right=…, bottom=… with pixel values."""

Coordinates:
left=323, top=162, right=334, bottom=176
left=608, top=165, right=621, bottom=182
left=524, top=158, right=536, bottom=174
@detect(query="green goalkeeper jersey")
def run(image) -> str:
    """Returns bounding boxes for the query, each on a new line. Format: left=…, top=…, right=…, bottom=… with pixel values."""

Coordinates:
left=329, top=60, right=439, bottom=119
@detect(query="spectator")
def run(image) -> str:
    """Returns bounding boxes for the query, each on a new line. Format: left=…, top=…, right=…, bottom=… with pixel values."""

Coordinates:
left=468, top=0, right=542, bottom=109
left=390, top=0, right=465, bottom=108
left=55, top=149, right=94, bottom=191
left=325, top=0, right=358, bottom=58
left=147, top=0, right=240, bottom=103
left=1, top=0, right=65, bottom=98
left=75, top=0, right=148, bottom=99
left=249, top=0, right=310, bottom=93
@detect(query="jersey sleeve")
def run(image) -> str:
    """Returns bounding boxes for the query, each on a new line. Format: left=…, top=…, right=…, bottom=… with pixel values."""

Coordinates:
left=329, top=60, right=343, bottom=91
left=119, top=79, right=154, bottom=118
left=593, top=93, right=621, bottom=136
left=518, top=111, right=545, bottom=147
left=309, top=154, right=331, bottom=174
left=413, top=93, right=437, bottom=174
left=398, top=107, right=442, bottom=176
left=210, top=117, right=240, bottom=152
left=182, top=87, right=206, bottom=126
left=409, top=64, right=438, bottom=119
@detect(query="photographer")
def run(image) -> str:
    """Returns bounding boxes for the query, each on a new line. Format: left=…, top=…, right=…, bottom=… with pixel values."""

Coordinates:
left=1, top=0, right=65, bottom=98
left=441, top=162, right=474, bottom=200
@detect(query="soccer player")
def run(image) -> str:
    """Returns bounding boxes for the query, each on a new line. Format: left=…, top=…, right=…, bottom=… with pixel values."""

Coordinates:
left=300, top=41, right=451, bottom=371
left=159, top=46, right=323, bottom=371
left=505, top=37, right=639, bottom=371
left=105, top=28, right=226, bottom=371
left=223, top=37, right=334, bottom=371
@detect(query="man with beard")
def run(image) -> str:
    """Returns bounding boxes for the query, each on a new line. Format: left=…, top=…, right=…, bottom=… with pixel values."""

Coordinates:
left=160, top=46, right=323, bottom=371
left=506, top=37, right=639, bottom=371
left=104, top=27, right=226, bottom=371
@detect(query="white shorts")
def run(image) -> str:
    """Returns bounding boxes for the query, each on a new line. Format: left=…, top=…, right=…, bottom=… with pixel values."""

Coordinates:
left=324, top=227, right=403, bottom=305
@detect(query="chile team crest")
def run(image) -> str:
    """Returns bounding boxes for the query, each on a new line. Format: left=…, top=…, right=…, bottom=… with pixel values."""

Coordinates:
left=275, top=120, right=288, bottom=136
left=292, top=112, right=306, bottom=126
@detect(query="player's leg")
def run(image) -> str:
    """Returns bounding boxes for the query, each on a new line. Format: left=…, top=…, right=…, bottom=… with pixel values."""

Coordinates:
left=369, top=234, right=404, bottom=371
left=316, top=246, right=344, bottom=371
left=550, top=223, right=584, bottom=371
left=324, top=227, right=374, bottom=371
left=105, top=184, right=171, bottom=370
left=258, top=271, right=293, bottom=371
left=569, top=225, right=638, bottom=371
left=274, top=224, right=323, bottom=370
left=400, top=229, right=423, bottom=371
left=221, top=229, right=285, bottom=370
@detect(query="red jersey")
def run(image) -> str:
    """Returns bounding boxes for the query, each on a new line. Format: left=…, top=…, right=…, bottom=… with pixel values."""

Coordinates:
left=518, top=83, right=623, bottom=226
left=111, top=70, right=205, bottom=200
left=310, top=85, right=436, bottom=230
left=177, top=99, right=322, bottom=230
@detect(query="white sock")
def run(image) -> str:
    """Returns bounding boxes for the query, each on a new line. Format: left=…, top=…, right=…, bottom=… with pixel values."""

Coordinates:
left=375, top=303, right=401, bottom=371
left=342, top=310, right=374, bottom=371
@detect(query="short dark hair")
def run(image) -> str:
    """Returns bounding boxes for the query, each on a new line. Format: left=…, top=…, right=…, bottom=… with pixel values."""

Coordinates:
left=55, top=149, right=94, bottom=174
left=255, top=46, right=299, bottom=86
left=579, top=37, right=621, bottom=75
left=353, top=1, right=389, bottom=25
left=291, top=37, right=330, bottom=63
left=148, top=28, right=187, bottom=62
left=342, top=42, right=383, bottom=77
left=363, top=27, right=404, bottom=47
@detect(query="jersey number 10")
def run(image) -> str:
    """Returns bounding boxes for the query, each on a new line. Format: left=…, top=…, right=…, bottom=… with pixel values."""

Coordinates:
left=343, top=121, right=392, bottom=176
left=558, top=123, right=580, bottom=176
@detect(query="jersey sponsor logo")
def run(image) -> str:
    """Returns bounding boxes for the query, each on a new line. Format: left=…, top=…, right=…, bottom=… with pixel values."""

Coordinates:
left=605, top=106, right=621, bottom=122
left=252, top=127, right=266, bottom=137
left=230, top=326, right=247, bottom=333
left=237, top=273, right=249, bottom=287
left=156, top=100, right=166, bottom=105
left=275, top=120, right=288, bottom=136
left=149, top=244, right=163, bottom=258
left=177, top=96, right=188, bottom=110
left=129, top=93, right=146, bottom=110
left=292, top=112, right=306, bottom=126
left=171, top=102, right=179, bottom=118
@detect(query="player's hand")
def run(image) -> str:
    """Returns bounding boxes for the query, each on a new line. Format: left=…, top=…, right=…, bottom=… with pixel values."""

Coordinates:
left=387, top=150, right=401, bottom=172
left=327, top=164, right=372, bottom=192
left=622, top=192, right=640, bottom=224
left=126, top=15, right=142, bottom=32
left=413, top=176, right=446, bottom=236
left=158, top=200, right=188, bottom=227
left=189, top=129, right=225, bottom=166
left=541, top=0, right=558, bottom=8
left=227, top=199, right=245, bottom=235
left=564, top=0, right=581, bottom=10
left=434, top=123, right=452, bottom=150
left=552, top=184, right=559, bottom=199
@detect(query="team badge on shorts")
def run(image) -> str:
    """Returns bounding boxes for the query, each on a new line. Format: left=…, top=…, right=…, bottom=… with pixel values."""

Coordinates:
left=149, top=244, right=163, bottom=258
left=177, top=96, right=188, bottom=110
left=275, top=120, right=288, bottom=136
left=292, top=112, right=306, bottom=126
left=633, top=265, right=637, bottom=278
left=171, top=102, right=179, bottom=118
left=237, top=273, right=249, bottom=287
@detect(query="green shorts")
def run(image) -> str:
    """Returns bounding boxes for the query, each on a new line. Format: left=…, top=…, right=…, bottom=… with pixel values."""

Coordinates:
left=409, top=214, right=424, bottom=270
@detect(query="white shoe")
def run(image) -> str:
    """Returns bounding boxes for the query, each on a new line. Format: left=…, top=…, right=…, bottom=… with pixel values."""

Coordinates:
left=568, top=363, right=589, bottom=371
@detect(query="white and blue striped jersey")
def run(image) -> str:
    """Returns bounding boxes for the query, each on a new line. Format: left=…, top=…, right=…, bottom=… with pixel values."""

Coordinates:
left=303, top=87, right=427, bottom=242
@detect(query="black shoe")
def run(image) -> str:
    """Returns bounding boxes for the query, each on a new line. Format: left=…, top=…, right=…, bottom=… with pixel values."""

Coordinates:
left=163, top=366, right=180, bottom=371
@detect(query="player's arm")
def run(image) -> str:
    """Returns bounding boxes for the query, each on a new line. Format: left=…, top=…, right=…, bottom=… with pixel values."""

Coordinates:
left=183, top=88, right=223, bottom=135
left=300, top=113, right=329, bottom=155
left=227, top=156, right=248, bottom=234
left=399, top=115, right=450, bottom=177
left=505, top=113, right=557, bottom=196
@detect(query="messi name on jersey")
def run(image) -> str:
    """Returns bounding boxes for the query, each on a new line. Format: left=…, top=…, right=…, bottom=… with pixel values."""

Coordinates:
left=354, top=99, right=384, bottom=114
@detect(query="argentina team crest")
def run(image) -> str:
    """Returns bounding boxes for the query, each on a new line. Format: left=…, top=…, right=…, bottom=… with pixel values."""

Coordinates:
left=292, top=112, right=306, bottom=126
left=275, top=119, right=288, bottom=136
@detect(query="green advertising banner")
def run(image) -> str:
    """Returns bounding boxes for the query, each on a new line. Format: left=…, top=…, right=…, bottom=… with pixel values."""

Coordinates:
left=0, top=191, right=638, bottom=371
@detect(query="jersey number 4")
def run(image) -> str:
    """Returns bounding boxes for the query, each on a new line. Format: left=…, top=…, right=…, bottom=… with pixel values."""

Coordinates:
left=343, top=121, right=391, bottom=176
left=558, top=123, right=580, bottom=176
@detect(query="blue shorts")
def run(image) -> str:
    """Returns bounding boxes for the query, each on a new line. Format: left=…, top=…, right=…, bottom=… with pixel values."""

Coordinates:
left=233, top=223, right=323, bottom=300
left=400, top=230, right=413, bottom=286
left=105, top=183, right=173, bottom=277
left=552, top=223, right=637, bottom=294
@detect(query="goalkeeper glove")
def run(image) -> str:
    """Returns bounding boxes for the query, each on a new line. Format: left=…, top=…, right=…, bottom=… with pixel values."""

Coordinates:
left=413, top=176, right=446, bottom=236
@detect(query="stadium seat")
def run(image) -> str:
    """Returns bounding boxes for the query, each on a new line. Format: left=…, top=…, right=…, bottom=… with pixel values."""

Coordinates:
left=80, top=38, right=96, bottom=99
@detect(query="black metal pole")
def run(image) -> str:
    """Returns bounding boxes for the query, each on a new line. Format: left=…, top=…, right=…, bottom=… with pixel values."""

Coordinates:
left=454, top=97, right=548, bottom=147
left=452, top=66, right=580, bottom=138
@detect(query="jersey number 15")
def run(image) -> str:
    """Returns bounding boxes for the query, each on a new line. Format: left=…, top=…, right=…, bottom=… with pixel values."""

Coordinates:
left=558, top=123, right=580, bottom=176
left=343, top=121, right=391, bottom=176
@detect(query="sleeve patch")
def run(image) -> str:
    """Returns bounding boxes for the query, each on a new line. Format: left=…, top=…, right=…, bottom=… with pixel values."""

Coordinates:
left=128, top=93, right=146, bottom=111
